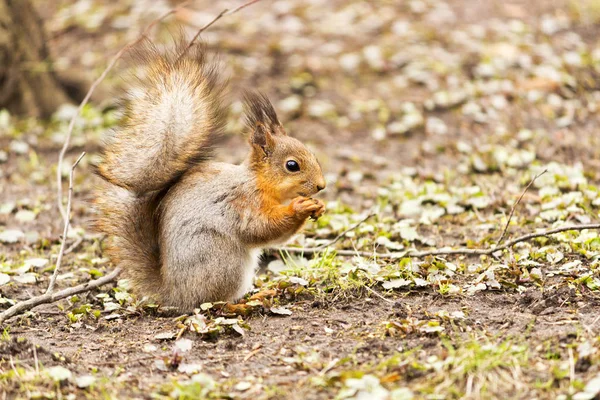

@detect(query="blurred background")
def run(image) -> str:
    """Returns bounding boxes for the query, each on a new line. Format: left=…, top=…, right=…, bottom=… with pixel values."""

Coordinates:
left=2, top=0, right=600, bottom=227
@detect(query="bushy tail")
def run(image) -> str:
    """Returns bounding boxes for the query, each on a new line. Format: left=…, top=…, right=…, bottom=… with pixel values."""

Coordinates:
left=94, top=40, right=227, bottom=299
left=93, top=183, right=164, bottom=296
left=97, top=40, right=227, bottom=193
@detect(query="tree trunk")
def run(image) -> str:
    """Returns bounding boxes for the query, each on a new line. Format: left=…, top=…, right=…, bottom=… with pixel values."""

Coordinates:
left=0, top=0, right=71, bottom=118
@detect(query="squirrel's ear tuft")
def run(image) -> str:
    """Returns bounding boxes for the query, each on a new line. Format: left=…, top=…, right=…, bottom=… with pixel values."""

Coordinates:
left=243, top=90, right=286, bottom=137
left=249, top=122, right=275, bottom=156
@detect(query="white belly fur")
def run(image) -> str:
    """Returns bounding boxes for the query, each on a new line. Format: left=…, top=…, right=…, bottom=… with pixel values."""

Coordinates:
left=234, top=248, right=261, bottom=299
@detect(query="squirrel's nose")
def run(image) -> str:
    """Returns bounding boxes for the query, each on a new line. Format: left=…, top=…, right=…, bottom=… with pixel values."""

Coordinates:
left=316, top=179, right=326, bottom=192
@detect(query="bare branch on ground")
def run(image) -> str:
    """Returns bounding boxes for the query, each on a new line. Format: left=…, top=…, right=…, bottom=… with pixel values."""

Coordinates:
left=279, top=223, right=600, bottom=259
left=0, top=268, right=122, bottom=325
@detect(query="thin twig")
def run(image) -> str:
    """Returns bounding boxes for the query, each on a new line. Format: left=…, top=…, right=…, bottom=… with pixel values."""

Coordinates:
left=56, top=1, right=191, bottom=219
left=279, top=223, right=600, bottom=259
left=364, top=286, right=395, bottom=304
left=0, top=268, right=122, bottom=325
left=32, top=344, right=39, bottom=375
left=64, top=235, right=84, bottom=255
left=177, top=0, right=263, bottom=61
left=243, top=347, right=262, bottom=362
left=318, top=212, right=375, bottom=250
left=490, top=223, right=600, bottom=255
left=568, top=347, right=575, bottom=386
left=280, top=212, right=375, bottom=256
left=497, top=169, right=547, bottom=244
left=46, top=152, right=86, bottom=295
left=9, top=356, right=19, bottom=378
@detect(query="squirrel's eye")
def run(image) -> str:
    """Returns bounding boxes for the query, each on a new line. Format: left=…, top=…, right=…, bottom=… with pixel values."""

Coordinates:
left=285, top=160, right=300, bottom=172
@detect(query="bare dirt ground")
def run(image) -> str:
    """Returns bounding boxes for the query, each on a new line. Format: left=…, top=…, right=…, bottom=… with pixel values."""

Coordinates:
left=2, top=0, right=600, bottom=399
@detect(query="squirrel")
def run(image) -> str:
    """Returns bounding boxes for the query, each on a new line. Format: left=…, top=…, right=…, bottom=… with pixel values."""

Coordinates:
left=93, top=41, right=326, bottom=311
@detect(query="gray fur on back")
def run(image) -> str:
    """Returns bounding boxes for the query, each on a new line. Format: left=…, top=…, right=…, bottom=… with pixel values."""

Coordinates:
left=159, top=163, right=259, bottom=309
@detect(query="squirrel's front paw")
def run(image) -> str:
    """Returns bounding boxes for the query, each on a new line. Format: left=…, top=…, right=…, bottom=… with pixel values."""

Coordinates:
left=291, top=197, right=325, bottom=220
left=309, top=198, right=326, bottom=220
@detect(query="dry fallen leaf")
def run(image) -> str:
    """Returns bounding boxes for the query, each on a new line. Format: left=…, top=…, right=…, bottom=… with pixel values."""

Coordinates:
left=223, top=303, right=255, bottom=316
left=249, top=289, right=277, bottom=300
